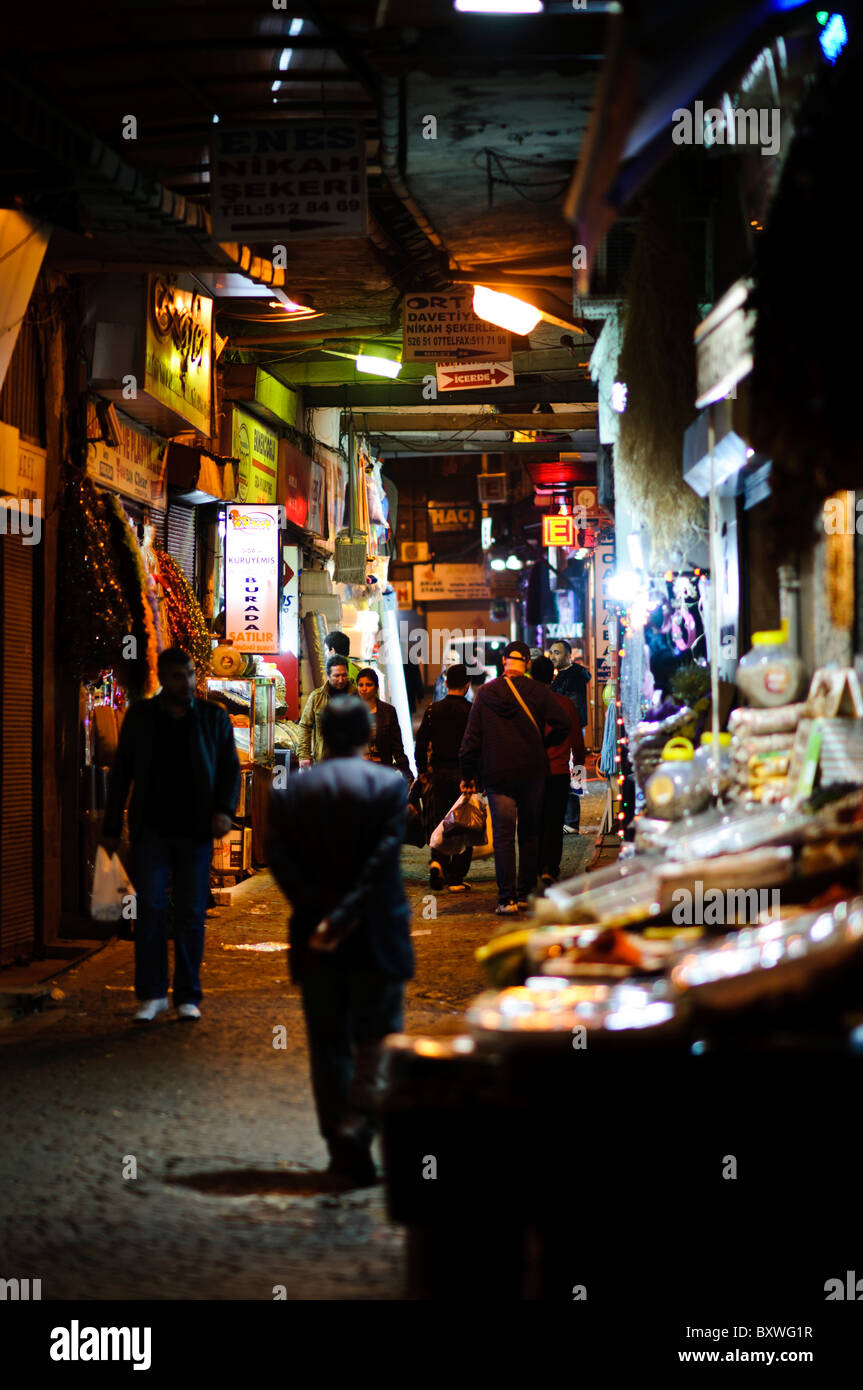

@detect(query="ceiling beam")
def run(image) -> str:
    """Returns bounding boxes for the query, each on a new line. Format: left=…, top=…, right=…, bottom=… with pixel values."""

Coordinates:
left=354, top=412, right=592, bottom=432
left=375, top=437, right=597, bottom=456
left=303, top=381, right=597, bottom=408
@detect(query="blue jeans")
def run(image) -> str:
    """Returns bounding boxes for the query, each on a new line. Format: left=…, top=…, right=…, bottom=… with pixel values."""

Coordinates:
left=486, top=779, right=544, bottom=905
left=300, top=965, right=404, bottom=1148
left=131, top=830, right=213, bottom=1005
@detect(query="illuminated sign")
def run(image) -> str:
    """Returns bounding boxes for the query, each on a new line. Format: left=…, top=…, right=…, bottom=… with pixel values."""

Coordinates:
left=85, top=403, right=166, bottom=508
left=232, top=407, right=278, bottom=504
left=543, top=513, right=575, bottom=547
left=145, top=277, right=213, bottom=434
left=225, top=505, right=280, bottom=653
left=480, top=516, right=493, bottom=550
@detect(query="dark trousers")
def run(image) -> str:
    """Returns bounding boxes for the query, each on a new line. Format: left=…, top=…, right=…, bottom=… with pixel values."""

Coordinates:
left=426, top=767, right=472, bottom=885
left=486, top=778, right=544, bottom=905
left=300, top=964, right=405, bottom=1150
left=540, top=773, right=571, bottom=880
left=131, top=830, right=213, bottom=1004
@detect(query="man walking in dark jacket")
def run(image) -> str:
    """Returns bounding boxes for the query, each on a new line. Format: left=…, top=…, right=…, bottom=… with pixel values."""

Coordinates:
left=414, top=662, right=472, bottom=892
left=459, top=641, right=569, bottom=915
left=101, top=647, right=241, bottom=1023
left=268, top=697, right=413, bottom=1184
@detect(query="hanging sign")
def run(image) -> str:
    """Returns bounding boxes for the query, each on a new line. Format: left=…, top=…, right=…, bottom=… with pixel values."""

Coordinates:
left=543, top=514, right=575, bottom=547
left=280, top=544, right=300, bottom=658
left=85, top=403, right=166, bottom=508
left=209, top=121, right=367, bottom=239
left=413, top=563, right=489, bottom=601
left=225, top=505, right=280, bottom=653
left=403, top=291, right=510, bottom=363
left=694, top=278, right=755, bottom=410
left=594, top=540, right=616, bottom=686
left=232, top=407, right=278, bottom=504
left=428, top=501, right=477, bottom=532
left=436, top=360, right=514, bottom=392
left=145, top=277, right=213, bottom=435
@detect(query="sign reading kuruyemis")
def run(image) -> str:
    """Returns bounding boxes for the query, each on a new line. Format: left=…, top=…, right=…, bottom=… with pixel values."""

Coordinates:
left=145, top=277, right=213, bottom=435
left=209, top=121, right=367, bottom=239
left=225, top=505, right=281, bottom=653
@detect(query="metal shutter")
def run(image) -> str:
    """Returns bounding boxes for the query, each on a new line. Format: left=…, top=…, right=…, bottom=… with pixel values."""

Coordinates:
left=166, top=503, right=196, bottom=586
left=0, top=536, right=35, bottom=962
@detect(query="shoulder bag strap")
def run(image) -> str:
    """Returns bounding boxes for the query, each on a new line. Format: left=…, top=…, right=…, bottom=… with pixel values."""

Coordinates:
left=505, top=677, right=542, bottom=738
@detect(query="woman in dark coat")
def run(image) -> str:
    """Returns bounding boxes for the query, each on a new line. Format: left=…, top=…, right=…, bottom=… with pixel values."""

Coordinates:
left=356, top=668, right=411, bottom=780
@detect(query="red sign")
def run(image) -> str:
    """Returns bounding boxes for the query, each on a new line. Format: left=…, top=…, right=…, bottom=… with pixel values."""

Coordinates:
left=542, top=514, right=575, bottom=547
left=436, top=361, right=514, bottom=392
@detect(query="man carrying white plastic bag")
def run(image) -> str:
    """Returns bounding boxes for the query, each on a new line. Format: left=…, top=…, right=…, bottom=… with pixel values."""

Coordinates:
left=90, top=845, right=135, bottom=922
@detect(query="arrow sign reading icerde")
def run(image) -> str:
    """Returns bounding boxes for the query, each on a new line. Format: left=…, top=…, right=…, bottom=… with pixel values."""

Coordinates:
left=435, top=360, right=515, bottom=393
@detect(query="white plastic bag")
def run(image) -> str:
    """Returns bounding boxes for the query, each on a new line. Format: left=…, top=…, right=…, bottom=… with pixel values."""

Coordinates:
left=90, top=846, right=135, bottom=922
left=430, top=793, right=488, bottom=854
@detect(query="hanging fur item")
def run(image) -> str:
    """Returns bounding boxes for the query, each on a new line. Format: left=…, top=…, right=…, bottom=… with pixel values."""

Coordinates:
left=615, top=182, right=706, bottom=568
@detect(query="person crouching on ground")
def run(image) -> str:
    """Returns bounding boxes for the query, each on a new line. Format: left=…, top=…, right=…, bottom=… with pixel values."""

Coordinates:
left=414, top=661, right=473, bottom=893
left=530, top=655, right=587, bottom=888
left=268, top=697, right=413, bottom=1185
left=100, top=647, right=240, bottom=1023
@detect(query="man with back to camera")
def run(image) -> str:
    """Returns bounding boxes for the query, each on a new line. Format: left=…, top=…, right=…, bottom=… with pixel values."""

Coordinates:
left=298, top=653, right=356, bottom=768
left=100, top=647, right=241, bottom=1023
left=268, top=696, right=413, bottom=1185
left=530, top=655, right=587, bottom=887
left=459, top=641, right=570, bottom=915
left=414, top=662, right=473, bottom=893
left=549, top=638, right=591, bottom=833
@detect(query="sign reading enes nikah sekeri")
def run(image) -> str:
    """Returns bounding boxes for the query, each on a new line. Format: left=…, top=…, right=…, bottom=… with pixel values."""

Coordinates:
left=225, top=505, right=280, bottom=653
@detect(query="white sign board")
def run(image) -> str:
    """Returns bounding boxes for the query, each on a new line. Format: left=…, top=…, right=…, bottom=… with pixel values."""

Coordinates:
left=225, top=505, right=281, bottom=653
left=210, top=121, right=367, bottom=240
left=413, top=563, right=490, bottom=601
left=280, top=544, right=300, bottom=657
left=695, top=278, right=755, bottom=409
left=403, top=292, right=510, bottom=363
left=436, top=360, right=514, bottom=392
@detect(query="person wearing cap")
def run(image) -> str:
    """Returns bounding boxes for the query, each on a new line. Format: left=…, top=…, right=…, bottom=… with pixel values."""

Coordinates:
left=459, top=641, right=570, bottom=915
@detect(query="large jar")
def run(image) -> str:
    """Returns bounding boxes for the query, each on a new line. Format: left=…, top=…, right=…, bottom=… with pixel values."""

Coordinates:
left=735, top=630, right=805, bottom=708
left=644, top=737, right=711, bottom=821
left=695, top=732, right=733, bottom=793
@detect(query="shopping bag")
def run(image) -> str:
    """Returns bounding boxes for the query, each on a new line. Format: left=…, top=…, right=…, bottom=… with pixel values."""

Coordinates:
left=90, top=845, right=135, bottom=922
left=471, top=797, right=495, bottom=859
left=430, top=793, right=488, bottom=853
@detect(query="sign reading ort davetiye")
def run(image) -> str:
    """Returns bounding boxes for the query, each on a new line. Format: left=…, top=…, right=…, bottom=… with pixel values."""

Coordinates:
left=209, top=121, right=368, bottom=240
left=225, top=505, right=281, bottom=653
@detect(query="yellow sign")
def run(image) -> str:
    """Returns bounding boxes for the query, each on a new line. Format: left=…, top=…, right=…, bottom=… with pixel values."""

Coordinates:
left=232, top=408, right=278, bottom=504
left=144, top=276, right=213, bottom=434
left=0, top=422, right=46, bottom=504
left=86, top=404, right=166, bottom=508
left=413, top=563, right=489, bottom=601
left=542, top=514, right=575, bottom=547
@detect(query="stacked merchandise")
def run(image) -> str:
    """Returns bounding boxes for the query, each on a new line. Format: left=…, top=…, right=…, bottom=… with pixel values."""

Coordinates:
left=728, top=703, right=805, bottom=805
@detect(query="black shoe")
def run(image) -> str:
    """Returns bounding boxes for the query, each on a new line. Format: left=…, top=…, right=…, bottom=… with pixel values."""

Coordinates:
left=328, top=1136, right=378, bottom=1187
left=540, top=872, right=557, bottom=888
left=429, top=861, right=445, bottom=891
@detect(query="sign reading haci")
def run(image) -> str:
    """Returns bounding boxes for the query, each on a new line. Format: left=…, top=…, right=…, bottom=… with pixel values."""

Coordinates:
left=210, top=121, right=367, bottom=239
left=225, top=505, right=280, bottom=653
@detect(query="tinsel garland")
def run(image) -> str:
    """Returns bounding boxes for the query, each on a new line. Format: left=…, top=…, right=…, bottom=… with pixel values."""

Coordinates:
left=154, top=551, right=212, bottom=683
left=56, top=470, right=140, bottom=688
left=104, top=492, right=160, bottom=696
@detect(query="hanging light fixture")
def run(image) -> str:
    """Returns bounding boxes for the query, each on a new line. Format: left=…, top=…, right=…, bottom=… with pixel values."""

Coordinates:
left=472, top=284, right=542, bottom=336
left=355, top=342, right=403, bottom=378
left=455, top=0, right=544, bottom=12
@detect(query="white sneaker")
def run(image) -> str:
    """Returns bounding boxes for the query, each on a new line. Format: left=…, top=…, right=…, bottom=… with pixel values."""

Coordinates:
left=133, top=997, right=169, bottom=1023
left=177, top=1003, right=201, bottom=1021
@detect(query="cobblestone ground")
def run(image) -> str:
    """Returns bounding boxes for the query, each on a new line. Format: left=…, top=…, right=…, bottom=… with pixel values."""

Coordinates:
left=0, top=790, right=604, bottom=1302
